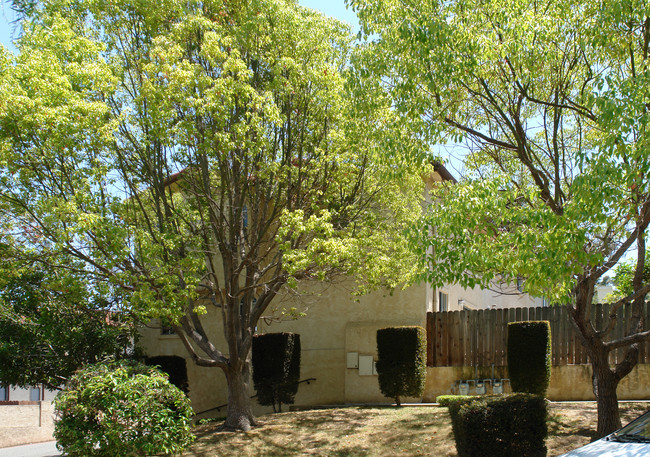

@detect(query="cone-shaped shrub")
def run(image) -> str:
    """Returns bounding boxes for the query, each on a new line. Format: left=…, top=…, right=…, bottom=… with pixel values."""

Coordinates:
left=252, top=332, right=301, bottom=412
left=507, top=320, right=551, bottom=396
left=376, top=326, right=426, bottom=406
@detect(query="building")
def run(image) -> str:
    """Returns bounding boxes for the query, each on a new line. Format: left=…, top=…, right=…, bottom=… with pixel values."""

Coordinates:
left=139, top=164, right=545, bottom=417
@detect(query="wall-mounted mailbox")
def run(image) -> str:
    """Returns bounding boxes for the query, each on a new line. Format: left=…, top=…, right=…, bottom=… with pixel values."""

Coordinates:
left=346, top=352, right=359, bottom=369
left=358, top=355, right=375, bottom=376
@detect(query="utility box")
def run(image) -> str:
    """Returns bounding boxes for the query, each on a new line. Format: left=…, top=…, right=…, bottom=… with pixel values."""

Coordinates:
left=346, top=352, right=359, bottom=369
left=358, top=355, right=375, bottom=376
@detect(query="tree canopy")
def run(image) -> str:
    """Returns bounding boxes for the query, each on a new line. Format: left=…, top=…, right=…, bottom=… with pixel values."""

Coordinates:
left=0, top=270, right=135, bottom=390
left=0, top=0, right=427, bottom=429
left=350, top=0, right=650, bottom=436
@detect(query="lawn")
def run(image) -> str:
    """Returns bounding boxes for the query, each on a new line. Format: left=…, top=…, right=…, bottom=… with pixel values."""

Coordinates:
left=184, top=402, right=649, bottom=457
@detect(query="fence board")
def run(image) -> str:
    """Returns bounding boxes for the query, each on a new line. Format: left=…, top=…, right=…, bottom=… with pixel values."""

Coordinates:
left=426, top=302, right=650, bottom=367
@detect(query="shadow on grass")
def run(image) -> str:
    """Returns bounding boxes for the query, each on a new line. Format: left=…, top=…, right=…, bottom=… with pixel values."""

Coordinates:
left=547, top=413, right=598, bottom=442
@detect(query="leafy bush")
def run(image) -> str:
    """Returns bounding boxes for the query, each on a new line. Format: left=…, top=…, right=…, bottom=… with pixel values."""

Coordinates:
left=444, top=394, right=547, bottom=457
left=436, top=395, right=479, bottom=407
left=54, top=360, right=194, bottom=456
left=252, top=332, right=301, bottom=412
left=376, top=326, right=426, bottom=406
left=507, top=321, right=552, bottom=396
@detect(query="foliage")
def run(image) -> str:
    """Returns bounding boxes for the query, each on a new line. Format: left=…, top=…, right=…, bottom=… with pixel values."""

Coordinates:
left=252, top=332, right=301, bottom=412
left=435, top=395, right=479, bottom=407
left=608, top=258, right=650, bottom=301
left=0, top=271, right=135, bottom=389
left=507, top=321, right=552, bottom=396
left=350, top=0, right=650, bottom=436
left=375, top=326, right=426, bottom=406
left=54, top=360, right=194, bottom=457
left=443, top=394, right=547, bottom=457
left=0, top=0, right=427, bottom=429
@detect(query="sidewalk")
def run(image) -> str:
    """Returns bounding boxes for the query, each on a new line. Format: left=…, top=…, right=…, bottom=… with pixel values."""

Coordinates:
left=0, top=441, right=61, bottom=457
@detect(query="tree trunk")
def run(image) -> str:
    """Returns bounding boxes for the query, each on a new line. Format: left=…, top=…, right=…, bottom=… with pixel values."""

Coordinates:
left=223, top=362, right=257, bottom=431
left=590, top=347, right=622, bottom=437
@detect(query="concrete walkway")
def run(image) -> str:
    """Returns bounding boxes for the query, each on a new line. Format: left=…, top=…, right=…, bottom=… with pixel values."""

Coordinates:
left=0, top=441, right=61, bottom=457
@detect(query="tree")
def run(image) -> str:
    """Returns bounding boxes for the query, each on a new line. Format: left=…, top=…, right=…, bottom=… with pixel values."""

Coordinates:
left=0, top=270, right=135, bottom=390
left=350, top=0, right=650, bottom=436
left=0, top=0, right=426, bottom=430
left=608, top=257, right=650, bottom=301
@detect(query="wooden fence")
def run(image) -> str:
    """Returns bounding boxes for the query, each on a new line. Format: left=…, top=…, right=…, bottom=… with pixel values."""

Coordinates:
left=426, top=303, right=650, bottom=367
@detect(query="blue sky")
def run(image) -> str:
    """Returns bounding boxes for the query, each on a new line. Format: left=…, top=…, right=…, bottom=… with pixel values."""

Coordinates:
left=0, top=1, right=18, bottom=52
left=0, top=1, right=357, bottom=52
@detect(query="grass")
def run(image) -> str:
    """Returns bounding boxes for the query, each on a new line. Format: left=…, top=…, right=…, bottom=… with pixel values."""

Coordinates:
left=184, top=402, right=649, bottom=457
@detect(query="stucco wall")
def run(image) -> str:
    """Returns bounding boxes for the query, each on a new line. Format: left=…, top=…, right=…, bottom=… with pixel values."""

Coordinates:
left=423, top=364, right=650, bottom=401
left=139, top=281, right=429, bottom=416
left=0, top=402, right=55, bottom=448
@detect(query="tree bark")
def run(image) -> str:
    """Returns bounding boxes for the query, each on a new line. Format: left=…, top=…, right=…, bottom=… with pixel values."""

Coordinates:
left=590, top=347, right=622, bottom=437
left=223, top=361, right=257, bottom=431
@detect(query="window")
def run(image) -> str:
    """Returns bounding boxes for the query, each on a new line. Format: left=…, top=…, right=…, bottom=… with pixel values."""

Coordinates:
left=0, top=385, right=7, bottom=401
left=29, top=386, right=41, bottom=402
left=161, top=318, right=175, bottom=335
left=439, top=292, right=448, bottom=312
left=516, top=277, right=525, bottom=293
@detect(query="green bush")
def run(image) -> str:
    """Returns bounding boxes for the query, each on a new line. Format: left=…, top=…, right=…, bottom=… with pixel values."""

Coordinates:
left=444, top=394, right=547, bottom=457
left=252, top=332, right=301, bottom=412
left=376, top=326, right=426, bottom=406
left=507, top=321, right=552, bottom=396
left=436, top=395, right=479, bottom=407
left=54, top=360, right=194, bottom=457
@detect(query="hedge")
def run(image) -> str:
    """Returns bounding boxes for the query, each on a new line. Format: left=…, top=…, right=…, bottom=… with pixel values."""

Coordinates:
left=443, top=394, right=547, bottom=457
left=507, top=320, right=552, bottom=396
left=376, top=326, right=426, bottom=406
left=252, top=332, right=301, bottom=412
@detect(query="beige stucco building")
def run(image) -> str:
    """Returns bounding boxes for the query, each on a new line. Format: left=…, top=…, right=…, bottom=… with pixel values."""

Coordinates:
left=139, top=276, right=546, bottom=418
left=137, top=163, right=551, bottom=417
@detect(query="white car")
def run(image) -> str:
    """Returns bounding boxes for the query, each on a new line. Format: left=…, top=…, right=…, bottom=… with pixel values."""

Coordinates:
left=560, top=409, right=650, bottom=456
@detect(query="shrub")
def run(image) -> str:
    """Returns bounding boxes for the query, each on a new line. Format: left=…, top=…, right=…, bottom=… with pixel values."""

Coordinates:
left=507, top=320, right=552, bottom=396
left=444, top=394, right=547, bottom=457
left=252, top=332, right=301, bottom=412
left=436, top=395, right=479, bottom=407
left=54, top=360, right=194, bottom=457
left=376, top=326, right=426, bottom=406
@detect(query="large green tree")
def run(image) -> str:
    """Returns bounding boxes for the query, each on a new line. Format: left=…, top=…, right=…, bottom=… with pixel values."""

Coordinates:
left=350, top=0, right=650, bottom=436
left=0, top=270, right=135, bottom=390
left=0, top=0, right=426, bottom=430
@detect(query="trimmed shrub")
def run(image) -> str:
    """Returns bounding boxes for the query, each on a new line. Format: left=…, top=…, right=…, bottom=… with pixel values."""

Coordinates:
left=54, top=360, right=194, bottom=457
left=507, top=320, right=552, bottom=396
left=436, top=395, right=479, bottom=407
left=376, top=326, right=426, bottom=406
left=252, top=332, right=301, bottom=412
left=444, top=394, right=548, bottom=457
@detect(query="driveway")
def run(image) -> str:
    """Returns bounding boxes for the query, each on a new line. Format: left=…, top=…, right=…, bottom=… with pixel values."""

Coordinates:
left=0, top=441, right=61, bottom=457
